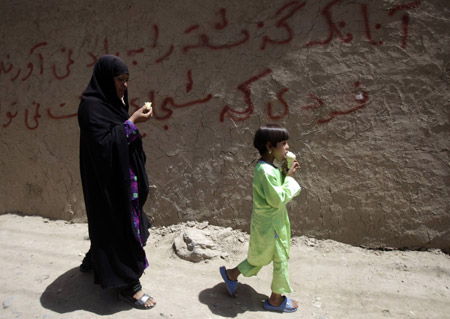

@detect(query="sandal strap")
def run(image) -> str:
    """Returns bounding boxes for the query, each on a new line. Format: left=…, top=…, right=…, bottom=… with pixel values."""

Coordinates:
left=136, top=294, right=151, bottom=306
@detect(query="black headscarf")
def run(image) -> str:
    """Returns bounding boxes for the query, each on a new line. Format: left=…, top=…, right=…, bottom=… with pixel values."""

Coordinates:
left=78, top=55, right=150, bottom=289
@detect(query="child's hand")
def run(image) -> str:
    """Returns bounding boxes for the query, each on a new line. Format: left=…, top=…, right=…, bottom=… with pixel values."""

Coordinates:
left=129, top=104, right=153, bottom=124
left=287, top=160, right=301, bottom=177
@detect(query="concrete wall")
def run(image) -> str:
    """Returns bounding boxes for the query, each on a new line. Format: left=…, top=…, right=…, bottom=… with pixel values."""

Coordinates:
left=1, top=0, right=449, bottom=251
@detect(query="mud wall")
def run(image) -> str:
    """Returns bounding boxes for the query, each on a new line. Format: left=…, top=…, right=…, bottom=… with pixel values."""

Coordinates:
left=1, top=0, right=449, bottom=251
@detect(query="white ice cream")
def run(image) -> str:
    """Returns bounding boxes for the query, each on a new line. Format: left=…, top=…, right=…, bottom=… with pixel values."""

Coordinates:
left=286, top=151, right=296, bottom=168
left=144, top=102, right=152, bottom=112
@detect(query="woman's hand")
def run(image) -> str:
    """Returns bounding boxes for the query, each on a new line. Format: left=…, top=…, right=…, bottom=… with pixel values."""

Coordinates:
left=128, top=105, right=153, bottom=124
left=287, top=160, right=301, bottom=177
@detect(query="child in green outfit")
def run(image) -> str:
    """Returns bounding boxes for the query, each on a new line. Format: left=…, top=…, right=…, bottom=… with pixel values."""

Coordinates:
left=220, top=124, right=301, bottom=313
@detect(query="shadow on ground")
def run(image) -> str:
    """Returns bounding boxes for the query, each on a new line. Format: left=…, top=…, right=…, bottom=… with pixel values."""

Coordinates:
left=199, top=283, right=268, bottom=317
left=40, top=267, right=131, bottom=316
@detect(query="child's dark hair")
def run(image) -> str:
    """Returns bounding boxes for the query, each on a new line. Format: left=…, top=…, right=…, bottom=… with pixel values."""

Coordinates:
left=253, top=124, right=289, bottom=156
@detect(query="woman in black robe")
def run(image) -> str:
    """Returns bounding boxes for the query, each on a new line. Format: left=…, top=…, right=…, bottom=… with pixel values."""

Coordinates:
left=78, top=55, right=155, bottom=309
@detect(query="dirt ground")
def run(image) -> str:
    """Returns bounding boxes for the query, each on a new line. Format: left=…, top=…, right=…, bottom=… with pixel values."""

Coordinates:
left=0, top=213, right=449, bottom=319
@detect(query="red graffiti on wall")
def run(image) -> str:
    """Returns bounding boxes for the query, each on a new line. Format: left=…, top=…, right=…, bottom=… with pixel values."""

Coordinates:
left=186, top=70, right=194, bottom=93
left=307, top=0, right=353, bottom=47
left=0, top=1, right=424, bottom=82
left=0, top=98, right=78, bottom=130
left=24, top=102, right=42, bottom=130
left=0, top=55, right=13, bottom=75
left=151, top=25, right=159, bottom=49
left=9, top=67, right=21, bottom=82
left=220, top=68, right=273, bottom=122
left=140, top=70, right=213, bottom=130
left=47, top=103, right=78, bottom=120
left=267, top=88, right=290, bottom=120
left=215, top=8, right=228, bottom=30
left=301, top=94, right=324, bottom=111
left=361, top=4, right=383, bottom=46
left=184, top=24, right=199, bottom=34
left=389, top=1, right=421, bottom=48
left=51, top=48, right=74, bottom=80
left=86, top=37, right=145, bottom=66
left=21, top=42, right=48, bottom=81
left=149, top=24, right=176, bottom=64
left=182, top=2, right=306, bottom=53
left=0, top=1, right=425, bottom=131
left=155, top=45, right=174, bottom=64
left=308, top=0, right=420, bottom=48
left=302, top=82, right=370, bottom=124
left=183, top=8, right=250, bottom=53
left=127, top=48, right=145, bottom=66
left=149, top=90, right=212, bottom=123
left=87, top=37, right=121, bottom=67
left=3, top=111, right=18, bottom=128
left=260, top=1, right=306, bottom=50
left=2, top=102, right=18, bottom=128
left=1, top=42, right=75, bottom=83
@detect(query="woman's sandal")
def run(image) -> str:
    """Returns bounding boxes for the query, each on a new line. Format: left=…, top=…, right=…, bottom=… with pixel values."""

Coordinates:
left=119, top=292, right=156, bottom=310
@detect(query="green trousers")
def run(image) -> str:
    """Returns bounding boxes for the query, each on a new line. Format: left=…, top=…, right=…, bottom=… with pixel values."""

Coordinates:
left=238, top=237, right=292, bottom=294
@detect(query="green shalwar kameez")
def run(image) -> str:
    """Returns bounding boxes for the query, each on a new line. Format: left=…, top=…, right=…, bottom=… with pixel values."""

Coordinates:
left=238, top=160, right=301, bottom=294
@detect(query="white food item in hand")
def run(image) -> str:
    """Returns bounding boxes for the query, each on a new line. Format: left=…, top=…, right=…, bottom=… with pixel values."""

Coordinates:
left=286, top=151, right=296, bottom=168
left=144, top=102, right=152, bottom=112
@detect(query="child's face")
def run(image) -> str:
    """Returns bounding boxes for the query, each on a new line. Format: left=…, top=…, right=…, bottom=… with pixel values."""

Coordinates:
left=273, top=140, right=290, bottom=162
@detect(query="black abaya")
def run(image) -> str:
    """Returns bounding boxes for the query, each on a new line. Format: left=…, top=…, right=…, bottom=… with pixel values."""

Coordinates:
left=78, top=55, right=150, bottom=289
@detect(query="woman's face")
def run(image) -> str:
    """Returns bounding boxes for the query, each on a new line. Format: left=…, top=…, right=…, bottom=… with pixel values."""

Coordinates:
left=272, top=140, right=290, bottom=162
left=114, top=73, right=129, bottom=99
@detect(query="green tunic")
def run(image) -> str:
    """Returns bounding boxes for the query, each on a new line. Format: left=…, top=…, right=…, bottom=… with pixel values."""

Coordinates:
left=247, top=161, right=301, bottom=267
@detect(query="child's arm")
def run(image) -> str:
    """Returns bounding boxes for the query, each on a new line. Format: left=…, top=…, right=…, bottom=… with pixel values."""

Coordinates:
left=259, top=168, right=301, bottom=208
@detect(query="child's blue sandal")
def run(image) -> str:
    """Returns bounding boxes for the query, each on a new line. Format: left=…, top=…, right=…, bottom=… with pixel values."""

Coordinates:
left=220, top=266, right=238, bottom=297
left=263, top=296, right=298, bottom=313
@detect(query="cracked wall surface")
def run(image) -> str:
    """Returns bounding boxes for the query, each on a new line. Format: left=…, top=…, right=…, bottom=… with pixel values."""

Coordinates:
left=0, top=0, right=449, bottom=251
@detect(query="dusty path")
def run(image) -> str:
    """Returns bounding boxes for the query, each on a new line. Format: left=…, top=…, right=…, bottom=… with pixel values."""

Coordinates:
left=1, top=214, right=449, bottom=319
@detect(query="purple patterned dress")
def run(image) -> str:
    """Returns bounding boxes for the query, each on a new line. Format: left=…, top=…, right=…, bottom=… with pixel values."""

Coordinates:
left=124, top=120, right=149, bottom=268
